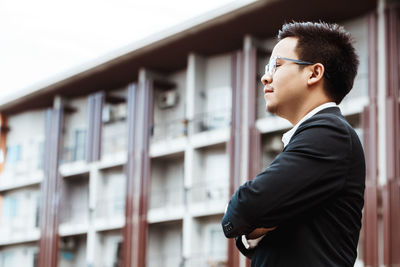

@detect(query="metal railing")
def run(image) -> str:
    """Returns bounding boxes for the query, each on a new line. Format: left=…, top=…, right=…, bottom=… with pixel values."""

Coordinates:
left=151, top=109, right=231, bottom=143
left=185, top=252, right=227, bottom=267
left=95, top=197, right=125, bottom=218
left=60, top=144, right=87, bottom=164
left=189, top=182, right=229, bottom=204
left=0, top=155, right=44, bottom=188
left=191, top=109, right=231, bottom=134
left=149, top=187, right=184, bottom=210
left=147, top=254, right=184, bottom=267
left=0, top=211, right=39, bottom=234
left=151, top=118, right=188, bottom=143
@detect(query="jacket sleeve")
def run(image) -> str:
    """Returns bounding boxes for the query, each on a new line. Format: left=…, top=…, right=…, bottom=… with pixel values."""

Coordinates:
left=235, top=236, right=255, bottom=259
left=222, top=115, right=351, bottom=238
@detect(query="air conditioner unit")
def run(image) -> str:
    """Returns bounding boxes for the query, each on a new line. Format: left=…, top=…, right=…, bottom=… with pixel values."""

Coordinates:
left=113, top=103, right=127, bottom=120
left=158, top=90, right=179, bottom=109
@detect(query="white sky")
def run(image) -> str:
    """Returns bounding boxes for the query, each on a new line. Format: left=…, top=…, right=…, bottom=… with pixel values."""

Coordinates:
left=0, top=0, right=237, bottom=101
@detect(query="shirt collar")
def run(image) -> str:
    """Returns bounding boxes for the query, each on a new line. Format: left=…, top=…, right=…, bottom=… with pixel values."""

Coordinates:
left=282, top=102, right=338, bottom=147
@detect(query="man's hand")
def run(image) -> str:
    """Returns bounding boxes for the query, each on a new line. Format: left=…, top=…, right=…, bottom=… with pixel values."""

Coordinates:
left=246, top=227, right=276, bottom=239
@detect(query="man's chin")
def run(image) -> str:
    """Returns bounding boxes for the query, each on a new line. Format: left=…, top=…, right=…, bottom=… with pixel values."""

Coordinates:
left=266, top=104, right=276, bottom=115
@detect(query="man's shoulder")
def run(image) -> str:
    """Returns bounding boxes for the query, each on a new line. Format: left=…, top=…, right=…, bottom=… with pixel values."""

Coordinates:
left=286, top=107, right=359, bottom=155
left=294, top=108, right=350, bottom=137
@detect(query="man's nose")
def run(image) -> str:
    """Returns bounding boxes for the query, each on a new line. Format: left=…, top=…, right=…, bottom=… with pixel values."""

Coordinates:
left=261, top=73, right=272, bottom=85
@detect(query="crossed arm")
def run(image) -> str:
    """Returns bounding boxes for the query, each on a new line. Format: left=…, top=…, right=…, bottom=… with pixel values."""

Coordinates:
left=221, top=115, right=350, bottom=254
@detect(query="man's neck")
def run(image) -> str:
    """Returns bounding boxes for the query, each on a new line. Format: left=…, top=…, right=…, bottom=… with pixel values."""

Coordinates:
left=286, top=100, right=334, bottom=125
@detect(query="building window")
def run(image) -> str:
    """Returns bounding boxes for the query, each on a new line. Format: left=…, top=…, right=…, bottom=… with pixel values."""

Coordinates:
left=0, top=251, right=16, bottom=267
left=5, top=144, right=21, bottom=166
left=113, top=241, right=122, bottom=267
left=73, top=129, right=87, bottom=161
left=37, top=141, right=44, bottom=170
left=208, top=227, right=227, bottom=260
left=33, top=252, right=38, bottom=267
left=35, top=195, right=40, bottom=228
left=2, top=196, right=18, bottom=223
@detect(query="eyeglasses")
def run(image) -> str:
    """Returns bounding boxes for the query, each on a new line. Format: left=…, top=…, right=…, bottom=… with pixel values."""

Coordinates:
left=265, top=56, right=315, bottom=76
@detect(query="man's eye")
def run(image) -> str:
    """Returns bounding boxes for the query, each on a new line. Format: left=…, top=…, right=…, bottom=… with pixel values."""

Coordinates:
left=276, top=64, right=281, bottom=68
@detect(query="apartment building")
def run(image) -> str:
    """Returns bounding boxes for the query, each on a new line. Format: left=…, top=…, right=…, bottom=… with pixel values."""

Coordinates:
left=0, top=0, right=398, bottom=267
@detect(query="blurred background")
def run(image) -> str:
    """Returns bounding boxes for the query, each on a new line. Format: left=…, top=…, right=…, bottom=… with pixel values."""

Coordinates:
left=0, top=0, right=398, bottom=267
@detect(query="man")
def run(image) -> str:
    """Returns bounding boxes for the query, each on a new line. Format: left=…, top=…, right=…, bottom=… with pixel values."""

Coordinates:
left=222, top=21, right=365, bottom=267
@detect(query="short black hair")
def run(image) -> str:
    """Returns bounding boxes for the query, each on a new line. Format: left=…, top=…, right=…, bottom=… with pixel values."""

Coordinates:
left=278, top=21, right=359, bottom=104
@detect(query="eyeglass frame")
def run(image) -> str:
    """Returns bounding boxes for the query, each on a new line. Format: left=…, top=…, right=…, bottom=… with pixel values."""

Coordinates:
left=265, top=56, right=315, bottom=76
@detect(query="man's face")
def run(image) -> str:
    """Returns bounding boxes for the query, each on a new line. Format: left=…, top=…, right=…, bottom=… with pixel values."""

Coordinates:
left=261, top=37, right=309, bottom=119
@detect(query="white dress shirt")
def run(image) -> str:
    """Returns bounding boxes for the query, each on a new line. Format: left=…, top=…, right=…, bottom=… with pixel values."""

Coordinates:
left=242, top=102, right=338, bottom=249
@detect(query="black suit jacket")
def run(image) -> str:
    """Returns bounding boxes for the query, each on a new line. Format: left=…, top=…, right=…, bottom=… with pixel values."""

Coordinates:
left=222, top=107, right=365, bottom=267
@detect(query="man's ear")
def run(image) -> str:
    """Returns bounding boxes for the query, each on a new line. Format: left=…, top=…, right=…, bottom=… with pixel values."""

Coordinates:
left=307, top=63, right=325, bottom=86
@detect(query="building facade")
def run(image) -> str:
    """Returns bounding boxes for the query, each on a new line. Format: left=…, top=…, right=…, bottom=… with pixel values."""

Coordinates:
left=0, top=0, right=398, bottom=266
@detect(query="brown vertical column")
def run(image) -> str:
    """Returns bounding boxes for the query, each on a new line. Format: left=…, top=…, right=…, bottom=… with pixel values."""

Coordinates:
left=362, top=12, right=379, bottom=267
left=245, top=47, right=261, bottom=267
left=87, top=92, right=105, bottom=162
left=0, top=114, right=8, bottom=173
left=247, top=47, right=262, bottom=180
left=227, top=51, right=243, bottom=267
left=383, top=3, right=400, bottom=266
left=122, top=83, right=137, bottom=267
left=123, top=78, right=153, bottom=267
left=137, top=79, right=152, bottom=267
left=38, top=99, right=64, bottom=267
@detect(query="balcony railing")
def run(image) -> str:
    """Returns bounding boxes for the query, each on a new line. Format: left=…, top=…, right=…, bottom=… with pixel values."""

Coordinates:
left=0, top=155, right=44, bottom=188
left=191, top=109, right=231, bottom=134
left=147, top=254, right=184, bottom=267
left=185, top=252, right=227, bottom=267
left=95, top=197, right=125, bottom=218
left=189, top=182, right=229, bottom=204
left=61, top=144, right=87, bottom=164
left=0, top=210, right=39, bottom=236
left=151, top=118, right=187, bottom=143
left=149, top=187, right=184, bottom=210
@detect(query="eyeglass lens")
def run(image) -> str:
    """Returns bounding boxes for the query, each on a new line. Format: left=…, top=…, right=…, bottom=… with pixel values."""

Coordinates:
left=265, top=56, right=276, bottom=75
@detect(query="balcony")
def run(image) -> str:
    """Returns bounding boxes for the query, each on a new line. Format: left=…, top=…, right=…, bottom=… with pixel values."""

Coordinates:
left=0, top=245, right=38, bottom=266
left=0, top=158, right=44, bottom=191
left=188, top=216, right=227, bottom=267
left=0, top=210, right=40, bottom=244
left=96, top=230, right=122, bottom=267
left=95, top=197, right=125, bottom=230
left=147, top=221, right=182, bottom=267
left=150, top=118, right=187, bottom=157
left=147, top=254, right=183, bottom=267
left=189, top=182, right=228, bottom=216
left=60, top=130, right=89, bottom=176
left=0, top=141, right=44, bottom=191
left=152, top=118, right=187, bottom=143
left=148, top=186, right=185, bottom=223
left=58, top=235, right=87, bottom=267
left=190, top=144, right=228, bottom=216
left=61, top=142, right=87, bottom=165
left=191, top=109, right=230, bottom=134
left=148, top=154, right=184, bottom=223
left=101, top=118, right=127, bottom=166
left=0, top=188, right=40, bottom=245
left=59, top=175, right=89, bottom=235
left=186, top=254, right=227, bottom=267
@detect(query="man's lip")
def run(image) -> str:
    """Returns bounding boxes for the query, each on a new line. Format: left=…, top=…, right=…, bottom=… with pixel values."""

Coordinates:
left=264, top=87, right=274, bottom=94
